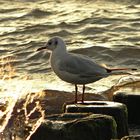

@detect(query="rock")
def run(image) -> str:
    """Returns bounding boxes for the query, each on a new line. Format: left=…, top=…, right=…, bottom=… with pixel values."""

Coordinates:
left=40, top=89, right=106, bottom=115
left=121, top=135, right=140, bottom=140
left=30, top=113, right=117, bottom=140
left=64, top=101, right=128, bottom=138
left=113, top=92, right=140, bottom=124
left=0, top=90, right=107, bottom=139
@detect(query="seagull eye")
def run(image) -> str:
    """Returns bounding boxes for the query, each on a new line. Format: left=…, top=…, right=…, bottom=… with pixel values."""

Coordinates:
left=48, top=41, right=52, bottom=45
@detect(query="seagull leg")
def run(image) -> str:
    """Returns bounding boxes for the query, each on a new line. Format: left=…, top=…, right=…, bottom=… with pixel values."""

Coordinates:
left=75, top=84, right=78, bottom=103
left=82, top=84, right=85, bottom=103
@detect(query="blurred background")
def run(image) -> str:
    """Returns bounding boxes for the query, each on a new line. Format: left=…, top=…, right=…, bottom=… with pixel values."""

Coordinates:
left=0, top=0, right=140, bottom=92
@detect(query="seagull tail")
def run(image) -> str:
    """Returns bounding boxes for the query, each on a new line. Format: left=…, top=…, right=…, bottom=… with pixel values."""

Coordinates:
left=106, top=67, right=137, bottom=75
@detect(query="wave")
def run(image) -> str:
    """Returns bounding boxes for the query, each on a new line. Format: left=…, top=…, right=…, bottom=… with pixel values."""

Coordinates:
left=112, top=26, right=137, bottom=32
left=49, top=30, right=73, bottom=37
left=80, top=27, right=108, bottom=35
left=106, top=0, right=140, bottom=4
left=77, top=0, right=140, bottom=4
left=22, top=8, right=52, bottom=18
left=0, top=8, right=25, bottom=13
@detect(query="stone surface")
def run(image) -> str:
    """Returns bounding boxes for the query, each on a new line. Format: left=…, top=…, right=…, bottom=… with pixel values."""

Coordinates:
left=113, top=92, right=140, bottom=124
left=40, top=89, right=106, bottom=115
left=30, top=113, right=117, bottom=140
left=65, top=101, right=128, bottom=138
left=121, top=135, right=140, bottom=140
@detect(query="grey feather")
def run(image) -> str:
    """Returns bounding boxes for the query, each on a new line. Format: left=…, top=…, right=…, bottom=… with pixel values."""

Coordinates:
left=59, top=53, right=108, bottom=78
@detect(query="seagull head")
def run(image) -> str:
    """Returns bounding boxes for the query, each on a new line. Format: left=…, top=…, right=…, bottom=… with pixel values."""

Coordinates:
left=37, top=36, right=66, bottom=52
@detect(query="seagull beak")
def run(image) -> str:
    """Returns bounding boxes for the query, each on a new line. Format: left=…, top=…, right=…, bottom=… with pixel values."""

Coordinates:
left=36, top=46, right=47, bottom=51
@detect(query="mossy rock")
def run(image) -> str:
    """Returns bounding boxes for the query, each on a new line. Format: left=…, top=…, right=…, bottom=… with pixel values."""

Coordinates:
left=113, top=92, right=140, bottom=124
left=30, top=113, right=117, bottom=140
left=64, top=101, right=128, bottom=138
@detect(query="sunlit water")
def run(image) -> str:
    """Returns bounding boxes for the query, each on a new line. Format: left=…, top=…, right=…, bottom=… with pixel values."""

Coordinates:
left=0, top=0, right=140, bottom=139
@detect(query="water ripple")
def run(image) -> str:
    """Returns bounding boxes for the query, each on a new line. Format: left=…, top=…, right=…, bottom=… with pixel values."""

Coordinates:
left=22, top=8, right=52, bottom=18
left=0, top=0, right=139, bottom=76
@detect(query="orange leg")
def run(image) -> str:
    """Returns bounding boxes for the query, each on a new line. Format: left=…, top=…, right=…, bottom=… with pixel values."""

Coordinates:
left=75, top=84, right=78, bottom=103
left=82, top=84, right=85, bottom=103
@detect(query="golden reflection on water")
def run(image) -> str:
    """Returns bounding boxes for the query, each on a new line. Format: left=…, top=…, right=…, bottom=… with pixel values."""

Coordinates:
left=117, top=80, right=140, bottom=93
left=0, top=0, right=130, bottom=26
left=0, top=0, right=139, bottom=106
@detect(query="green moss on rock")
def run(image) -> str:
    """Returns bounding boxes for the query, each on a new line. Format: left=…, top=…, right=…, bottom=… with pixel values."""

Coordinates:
left=30, top=113, right=117, bottom=140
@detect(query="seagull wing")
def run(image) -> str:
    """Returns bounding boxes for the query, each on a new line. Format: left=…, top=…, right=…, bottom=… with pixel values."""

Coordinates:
left=59, top=53, right=108, bottom=78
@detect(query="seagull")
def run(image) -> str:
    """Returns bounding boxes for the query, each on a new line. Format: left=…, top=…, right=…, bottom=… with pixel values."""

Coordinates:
left=37, top=36, right=136, bottom=103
